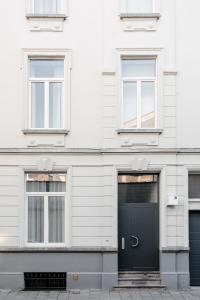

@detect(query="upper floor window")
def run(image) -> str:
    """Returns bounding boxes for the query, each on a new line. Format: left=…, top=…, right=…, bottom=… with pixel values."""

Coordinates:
left=31, top=0, right=62, bottom=15
left=121, top=58, right=156, bottom=129
left=26, top=173, right=67, bottom=246
left=28, top=58, right=64, bottom=129
left=125, top=0, right=153, bottom=13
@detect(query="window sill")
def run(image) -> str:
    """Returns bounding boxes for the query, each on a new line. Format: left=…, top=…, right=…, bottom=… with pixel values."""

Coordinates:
left=116, top=129, right=163, bottom=134
left=26, top=14, right=67, bottom=20
left=120, top=13, right=161, bottom=32
left=26, top=14, right=67, bottom=32
left=22, top=129, right=69, bottom=135
left=120, top=13, right=161, bottom=20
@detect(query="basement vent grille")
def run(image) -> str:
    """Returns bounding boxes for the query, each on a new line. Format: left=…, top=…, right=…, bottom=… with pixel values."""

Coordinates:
left=24, top=272, right=67, bottom=290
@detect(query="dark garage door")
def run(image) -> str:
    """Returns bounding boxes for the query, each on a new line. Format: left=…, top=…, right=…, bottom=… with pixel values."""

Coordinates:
left=189, top=211, right=200, bottom=286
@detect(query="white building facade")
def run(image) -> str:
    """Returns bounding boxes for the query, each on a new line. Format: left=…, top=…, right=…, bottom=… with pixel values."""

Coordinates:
left=0, top=0, right=199, bottom=290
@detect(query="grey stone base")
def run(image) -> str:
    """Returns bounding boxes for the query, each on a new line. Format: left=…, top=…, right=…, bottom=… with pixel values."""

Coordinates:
left=0, top=252, right=118, bottom=290
left=160, top=251, right=190, bottom=289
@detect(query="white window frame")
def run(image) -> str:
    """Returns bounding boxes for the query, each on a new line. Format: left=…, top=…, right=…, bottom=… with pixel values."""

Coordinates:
left=121, top=58, right=157, bottom=129
left=120, top=0, right=158, bottom=14
left=25, top=173, right=67, bottom=248
left=30, top=0, right=64, bottom=14
left=23, top=49, right=72, bottom=132
left=28, top=58, right=65, bottom=129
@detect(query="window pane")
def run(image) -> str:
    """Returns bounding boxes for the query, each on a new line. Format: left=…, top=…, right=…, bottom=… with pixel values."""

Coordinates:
left=28, top=196, right=44, bottom=243
left=123, top=82, right=137, bottom=128
left=34, top=0, right=59, bottom=14
left=30, top=60, right=64, bottom=78
left=126, top=0, right=153, bottom=13
left=31, top=82, right=45, bottom=128
left=189, top=175, right=200, bottom=198
left=141, top=82, right=155, bottom=128
left=122, top=60, right=156, bottom=77
left=118, top=174, right=158, bottom=204
left=26, top=173, right=66, bottom=192
left=49, top=83, right=62, bottom=128
left=48, top=196, right=65, bottom=243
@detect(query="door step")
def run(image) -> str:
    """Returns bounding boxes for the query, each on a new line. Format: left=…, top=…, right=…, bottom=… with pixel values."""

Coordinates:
left=115, top=272, right=165, bottom=289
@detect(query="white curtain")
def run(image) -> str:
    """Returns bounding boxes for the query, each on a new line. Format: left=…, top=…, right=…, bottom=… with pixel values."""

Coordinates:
left=48, top=197, right=65, bottom=243
left=31, top=82, right=45, bottom=128
left=49, top=83, right=62, bottom=129
left=34, top=0, right=58, bottom=14
left=28, top=197, right=44, bottom=243
left=27, top=174, right=65, bottom=244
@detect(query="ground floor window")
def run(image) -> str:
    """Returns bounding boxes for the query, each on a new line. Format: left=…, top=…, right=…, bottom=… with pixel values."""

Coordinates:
left=25, top=173, right=67, bottom=247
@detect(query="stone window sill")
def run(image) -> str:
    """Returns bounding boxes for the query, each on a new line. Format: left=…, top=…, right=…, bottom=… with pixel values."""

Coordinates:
left=120, top=13, right=161, bottom=20
left=26, top=14, right=67, bottom=20
left=22, top=129, right=69, bottom=135
left=120, top=13, right=161, bottom=31
left=116, top=129, right=163, bottom=134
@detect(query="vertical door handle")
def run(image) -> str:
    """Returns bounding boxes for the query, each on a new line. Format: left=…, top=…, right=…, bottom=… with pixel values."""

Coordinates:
left=121, top=237, right=125, bottom=250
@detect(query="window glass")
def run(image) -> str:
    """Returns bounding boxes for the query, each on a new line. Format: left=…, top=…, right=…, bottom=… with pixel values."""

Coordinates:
left=141, top=82, right=155, bottom=128
left=126, top=0, right=153, bottom=13
left=31, top=82, right=45, bottom=128
left=123, top=82, right=137, bottom=128
left=118, top=174, right=158, bottom=203
left=189, top=174, right=200, bottom=198
left=28, top=196, right=44, bottom=243
left=26, top=173, right=66, bottom=193
left=33, top=0, right=60, bottom=14
left=49, top=83, right=62, bottom=128
left=48, top=196, right=65, bottom=243
left=30, top=60, right=64, bottom=78
left=122, top=60, right=156, bottom=78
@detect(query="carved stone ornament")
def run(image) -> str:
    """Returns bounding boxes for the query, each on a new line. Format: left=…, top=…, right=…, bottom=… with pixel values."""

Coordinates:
left=36, top=158, right=54, bottom=171
left=131, top=158, right=149, bottom=171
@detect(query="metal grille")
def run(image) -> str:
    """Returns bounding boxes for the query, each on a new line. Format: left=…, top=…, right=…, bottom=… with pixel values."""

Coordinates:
left=24, top=272, right=67, bottom=290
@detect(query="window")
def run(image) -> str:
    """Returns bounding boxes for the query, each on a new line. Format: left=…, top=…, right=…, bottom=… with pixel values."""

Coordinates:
left=28, top=59, right=64, bottom=129
left=121, top=58, right=156, bottom=129
left=189, top=174, right=200, bottom=199
left=26, top=173, right=67, bottom=246
left=125, top=0, right=153, bottom=13
left=118, top=174, right=158, bottom=203
left=31, top=0, right=62, bottom=14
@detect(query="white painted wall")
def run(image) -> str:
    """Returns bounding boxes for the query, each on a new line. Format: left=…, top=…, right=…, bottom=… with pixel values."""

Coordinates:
left=0, top=0, right=199, bottom=250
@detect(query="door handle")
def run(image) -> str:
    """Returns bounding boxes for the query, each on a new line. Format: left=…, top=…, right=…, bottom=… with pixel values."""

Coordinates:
left=121, top=237, right=125, bottom=250
left=131, top=235, right=139, bottom=248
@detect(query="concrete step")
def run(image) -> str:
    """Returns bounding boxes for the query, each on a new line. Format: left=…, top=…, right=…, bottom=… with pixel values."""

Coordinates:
left=118, top=272, right=160, bottom=280
left=114, top=285, right=166, bottom=289
left=119, top=278, right=161, bottom=284
left=117, top=272, right=164, bottom=289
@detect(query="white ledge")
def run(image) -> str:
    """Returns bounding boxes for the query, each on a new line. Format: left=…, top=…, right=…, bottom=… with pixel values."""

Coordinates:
left=116, top=129, right=163, bottom=134
left=120, top=13, right=161, bottom=20
left=26, top=14, right=67, bottom=20
left=22, top=129, right=69, bottom=135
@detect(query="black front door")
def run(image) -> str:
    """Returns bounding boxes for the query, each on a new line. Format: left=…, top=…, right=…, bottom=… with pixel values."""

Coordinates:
left=118, top=174, right=159, bottom=271
left=189, top=211, right=200, bottom=286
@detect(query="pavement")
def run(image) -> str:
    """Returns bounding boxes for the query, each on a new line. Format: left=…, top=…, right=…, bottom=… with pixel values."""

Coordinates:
left=1, top=289, right=200, bottom=300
